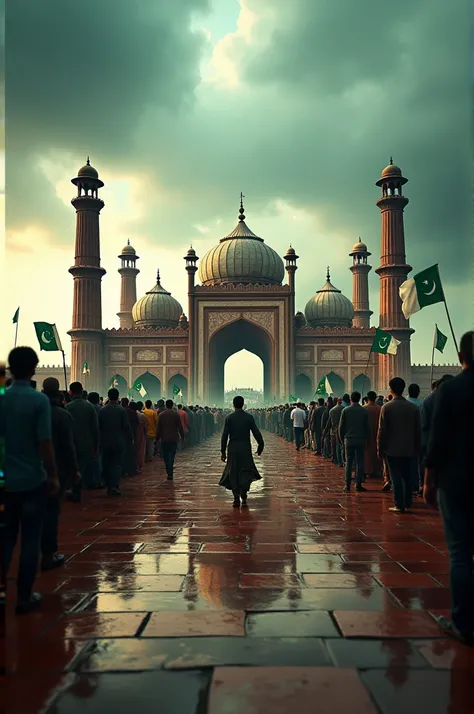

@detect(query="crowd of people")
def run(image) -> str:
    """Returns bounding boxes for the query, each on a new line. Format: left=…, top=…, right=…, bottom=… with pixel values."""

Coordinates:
left=1, top=330, right=472, bottom=649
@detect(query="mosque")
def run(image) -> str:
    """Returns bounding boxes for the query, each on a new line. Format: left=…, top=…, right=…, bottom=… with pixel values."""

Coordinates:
left=36, top=158, right=459, bottom=403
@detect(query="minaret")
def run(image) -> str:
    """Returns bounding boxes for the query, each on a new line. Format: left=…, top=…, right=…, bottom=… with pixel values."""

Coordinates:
left=284, top=244, right=299, bottom=400
left=117, top=240, right=139, bottom=329
left=68, top=158, right=106, bottom=393
left=375, top=158, right=414, bottom=391
left=184, top=246, right=199, bottom=403
left=349, top=238, right=372, bottom=329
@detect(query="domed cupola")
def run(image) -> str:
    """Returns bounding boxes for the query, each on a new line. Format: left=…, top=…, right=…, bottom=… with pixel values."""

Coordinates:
left=295, top=311, right=306, bottom=329
left=132, top=269, right=183, bottom=328
left=198, top=194, right=285, bottom=286
left=304, top=267, right=354, bottom=328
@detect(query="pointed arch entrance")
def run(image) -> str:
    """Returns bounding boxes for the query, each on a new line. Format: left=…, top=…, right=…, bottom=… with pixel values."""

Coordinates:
left=295, top=373, right=312, bottom=403
left=167, top=373, right=188, bottom=402
left=326, top=371, right=345, bottom=398
left=208, top=318, right=274, bottom=405
left=110, top=374, right=128, bottom=398
left=353, top=373, right=370, bottom=395
left=132, top=371, right=161, bottom=403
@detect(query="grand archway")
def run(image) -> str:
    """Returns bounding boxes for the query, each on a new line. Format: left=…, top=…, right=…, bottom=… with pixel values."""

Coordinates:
left=208, top=319, right=273, bottom=405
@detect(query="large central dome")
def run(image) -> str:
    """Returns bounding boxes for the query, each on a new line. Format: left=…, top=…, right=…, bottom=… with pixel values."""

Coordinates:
left=198, top=198, right=285, bottom=286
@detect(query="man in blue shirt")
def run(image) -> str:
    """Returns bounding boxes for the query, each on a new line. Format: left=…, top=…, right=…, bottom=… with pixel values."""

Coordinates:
left=1, top=347, right=59, bottom=614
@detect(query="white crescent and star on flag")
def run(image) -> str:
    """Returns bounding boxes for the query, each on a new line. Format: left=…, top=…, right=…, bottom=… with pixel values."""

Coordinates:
left=421, top=279, right=437, bottom=296
left=41, top=330, right=52, bottom=344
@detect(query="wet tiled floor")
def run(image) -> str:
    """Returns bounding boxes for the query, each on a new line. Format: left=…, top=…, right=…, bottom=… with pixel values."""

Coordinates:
left=6, top=433, right=473, bottom=714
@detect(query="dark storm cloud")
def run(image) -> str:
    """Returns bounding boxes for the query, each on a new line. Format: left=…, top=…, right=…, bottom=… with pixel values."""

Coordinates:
left=6, top=0, right=471, bottom=291
left=237, top=0, right=471, bottom=279
left=6, top=0, right=210, bottom=233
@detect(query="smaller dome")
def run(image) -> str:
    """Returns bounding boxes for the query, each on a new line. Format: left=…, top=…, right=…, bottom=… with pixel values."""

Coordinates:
left=381, top=158, right=402, bottom=178
left=351, top=238, right=368, bottom=254
left=132, top=270, right=182, bottom=328
left=77, top=157, right=99, bottom=179
left=187, top=247, right=196, bottom=257
left=304, top=269, right=354, bottom=328
left=295, top=311, right=306, bottom=329
left=285, top=246, right=295, bottom=256
left=121, top=240, right=136, bottom=256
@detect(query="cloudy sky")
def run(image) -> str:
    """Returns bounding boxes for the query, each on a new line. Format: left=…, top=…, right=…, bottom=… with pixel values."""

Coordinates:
left=4, top=0, right=471, bottom=389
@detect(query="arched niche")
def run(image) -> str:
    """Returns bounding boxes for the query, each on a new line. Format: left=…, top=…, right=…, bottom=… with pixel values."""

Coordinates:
left=295, top=373, right=312, bottom=403
left=132, top=371, right=161, bottom=403
left=353, top=373, right=371, bottom=396
left=167, top=373, right=188, bottom=403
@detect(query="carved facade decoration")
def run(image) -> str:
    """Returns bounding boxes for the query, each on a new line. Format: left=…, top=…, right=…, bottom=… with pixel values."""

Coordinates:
left=241, top=311, right=275, bottom=336
left=136, top=349, right=161, bottom=362
left=195, top=283, right=290, bottom=293
left=208, top=311, right=241, bottom=337
left=169, top=349, right=186, bottom=361
left=354, top=350, right=370, bottom=360
left=296, top=350, right=311, bottom=361
left=109, top=350, right=127, bottom=362
left=296, top=367, right=313, bottom=378
left=321, top=349, right=344, bottom=361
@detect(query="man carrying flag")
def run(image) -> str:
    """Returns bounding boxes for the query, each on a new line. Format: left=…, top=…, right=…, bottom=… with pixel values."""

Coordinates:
left=33, top=322, right=63, bottom=352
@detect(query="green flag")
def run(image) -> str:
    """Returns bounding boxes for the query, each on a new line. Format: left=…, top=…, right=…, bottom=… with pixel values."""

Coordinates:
left=173, top=384, right=183, bottom=397
left=109, top=375, right=120, bottom=388
left=33, top=322, right=63, bottom=352
left=12, top=307, right=19, bottom=324
left=399, top=264, right=444, bottom=319
left=289, top=394, right=297, bottom=403
left=315, top=375, right=333, bottom=396
left=433, top=324, right=448, bottom=353
left=82, top=362, right=90, bottom=375
left=133, top=379, right=147, bottom=398
left=371, top=327, right=400, bottom=355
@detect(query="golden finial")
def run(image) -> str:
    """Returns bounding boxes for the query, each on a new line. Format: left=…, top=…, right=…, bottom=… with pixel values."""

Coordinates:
left=326, top=266, right=330, bottom=281
left=239, top=192, right=245, bottom=222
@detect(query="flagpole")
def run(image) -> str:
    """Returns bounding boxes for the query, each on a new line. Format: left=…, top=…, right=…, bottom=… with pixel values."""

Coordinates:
left=14, top=319, right=19, bottom=349
left=61, top=351, right=68, bottom=392
left=360, top=349, right=372, bottom=397
left=430, top=344, right=435, bottom=387
left=443, top=299, right=459, bottom=354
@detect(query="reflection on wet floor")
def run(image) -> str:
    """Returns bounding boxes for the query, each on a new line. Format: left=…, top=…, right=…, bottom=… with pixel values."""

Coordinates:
left=6, top=433, right=473, bottom=714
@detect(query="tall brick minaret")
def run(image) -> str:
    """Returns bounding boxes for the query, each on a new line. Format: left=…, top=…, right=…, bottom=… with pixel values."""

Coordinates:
left=375, top=158, right=413, bottom=391
left=349, top=238, right=372, bottom=329
left=68, top=158, right=106, bottom=393
left=117, top=240, right=139, bottom=328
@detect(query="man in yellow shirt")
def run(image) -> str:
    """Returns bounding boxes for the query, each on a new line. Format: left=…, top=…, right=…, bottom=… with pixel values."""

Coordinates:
left=143, top=400, right=158, bottom=462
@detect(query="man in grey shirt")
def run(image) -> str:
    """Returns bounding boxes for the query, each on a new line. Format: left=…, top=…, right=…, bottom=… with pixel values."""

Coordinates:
left=2, top=347, right=59, bottom=613
left=339, top=391, right=369, bottom=493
